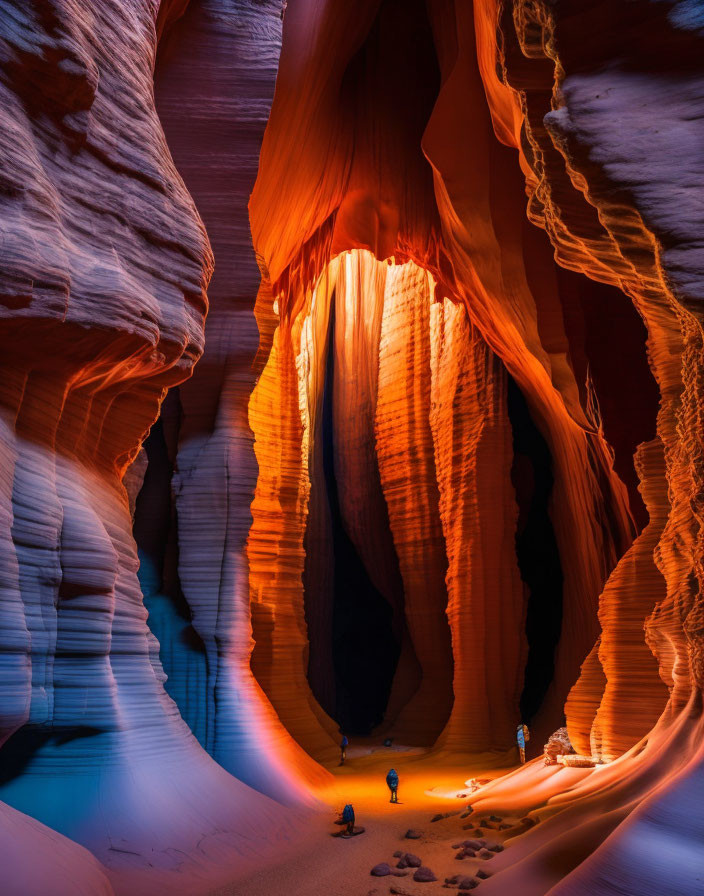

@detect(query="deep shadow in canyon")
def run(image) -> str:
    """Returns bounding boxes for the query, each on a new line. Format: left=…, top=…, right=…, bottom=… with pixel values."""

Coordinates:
left=305, top=302, right=403, bottom=736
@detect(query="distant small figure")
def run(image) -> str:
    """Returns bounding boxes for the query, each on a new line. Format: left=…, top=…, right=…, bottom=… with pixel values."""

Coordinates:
left=386, top=768, right=399, bottom=803
left=341, top=803, right=355, bottom=835
left=339, top=734, right=348, bottom=766
left=383, top=737, right=393, bottom=747
left=516, top=723, right=530, bottom=764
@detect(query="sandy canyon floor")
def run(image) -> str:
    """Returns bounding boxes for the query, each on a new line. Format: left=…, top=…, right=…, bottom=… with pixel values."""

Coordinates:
left=215, top=743, right=574, bottom=896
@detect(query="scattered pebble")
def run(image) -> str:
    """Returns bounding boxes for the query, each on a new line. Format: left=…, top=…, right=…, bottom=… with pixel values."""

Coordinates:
left=370, top=863, right=408, bottom=877
left=371, top=863, right=392, bottom=877
left=489, top=815, right=502, bottom=822
left=413, top=866, right=438, bottom=883
left=478, top=848, right=495, bottom=860
left=432, top=810, right=461, bottom=822
left=476, top=870, right=492, bottom=880
left=458, top=878, right=478, bottom=891
left=393, top=851, right=403, bottom=858
left=488, top=844, right=504, bottom=853
left=405, top=829, right=422, bottom=839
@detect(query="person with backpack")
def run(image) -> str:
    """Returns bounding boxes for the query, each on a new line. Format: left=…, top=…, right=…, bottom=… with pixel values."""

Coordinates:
left=517, top=723, right=530, bottom=764
left=386, top=768, right=399, bottom=803
left=341, top=803, right=355, bottom=834
left=339, top=734, right=348, bottom=766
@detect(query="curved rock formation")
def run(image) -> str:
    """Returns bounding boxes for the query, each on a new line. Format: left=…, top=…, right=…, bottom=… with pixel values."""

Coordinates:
left=0, top=1, right=304, bottom=892
left=152, top=0, right=329, bottom=798
left=1, top=0, right=702, bottom=894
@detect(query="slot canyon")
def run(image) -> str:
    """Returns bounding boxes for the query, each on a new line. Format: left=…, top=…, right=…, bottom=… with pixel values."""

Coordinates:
left=0, top=1, right=702, bottom=894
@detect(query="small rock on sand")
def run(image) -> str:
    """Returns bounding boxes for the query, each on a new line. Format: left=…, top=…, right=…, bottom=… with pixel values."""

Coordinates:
left=413, top=866, right=437, bottom=883
left=454, top=839, right=483, bottom=850
left=477, top=869, right=492, bottom=880
left=478, top=849, right=495, bottom=860
left=404, top=854, right=422, bottom=868
left=431, top=811, right=461, bottom=822
left=393, top=851, right=403, bottom=858
left=371, top=863, right=409, bottom=877
left=371, top=864, right=392, bottom=877
left=458, top=878, right=478, bottom=891
left=405, top=829, right=422, bottom=839
left=488, top=844, right=504, bottom=853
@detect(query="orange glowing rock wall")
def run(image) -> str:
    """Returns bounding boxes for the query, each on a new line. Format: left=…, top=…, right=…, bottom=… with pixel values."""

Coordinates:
left=456, top=2, right=704, bottom=892
left=428, top=296, right=526, bottom=751
left=477, top=0, right=704, bottom=756
left=248, top=269, right=340, bottom=762
left=373, top=261, right=454, bottom=743
left=249, top=0, right=642, bottom=754
left=248, top=250, right=527, bottom=749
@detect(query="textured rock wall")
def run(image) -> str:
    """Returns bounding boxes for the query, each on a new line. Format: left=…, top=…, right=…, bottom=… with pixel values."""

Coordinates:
left=428, top=296, right=526, bottom=751
left=152, top=0, right=329, bottom=798
left=373, top=261, right=454, bottom=743
left=249, top=0, right=640, bottom=754
left=423, top=0, right=638, bottom=744
left=454, top=1, right=704, bottom=893
left=248, top=247, right=524, bottom=749
left=248, top=265, right=341, bottom=760
left=479, top=0, right=704, bottom=742
left=0, top=1, right=302, bottom=891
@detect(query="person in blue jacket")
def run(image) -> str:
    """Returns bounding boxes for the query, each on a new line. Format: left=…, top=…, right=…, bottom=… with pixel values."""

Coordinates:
left=339, top=734, right=348, bottom=766
left=341, top=803, right=355, bottom=835
left=517, top=723, right=530, bottom=764
left=386, top=768, right=399, bottom=803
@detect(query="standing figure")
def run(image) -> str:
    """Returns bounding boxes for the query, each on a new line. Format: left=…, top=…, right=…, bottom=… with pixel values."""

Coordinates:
left=339, top=734, right=348, bottom=766
left=341, top=803, right=355, bottom=835
left=517, top=723, right=530, bottom=764
left=386, top=768, right=399, bottom=803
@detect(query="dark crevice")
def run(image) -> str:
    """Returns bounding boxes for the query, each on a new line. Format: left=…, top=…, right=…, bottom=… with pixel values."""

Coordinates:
left=304, top=302, right=402, bottom=737
left=133, top=408, right=208, bottom=747
left=508, top=377, right=564, bottom=725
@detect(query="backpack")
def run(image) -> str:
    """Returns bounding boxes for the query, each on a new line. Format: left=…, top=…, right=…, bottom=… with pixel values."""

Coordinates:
left=342, top=804, right=354, bottom=823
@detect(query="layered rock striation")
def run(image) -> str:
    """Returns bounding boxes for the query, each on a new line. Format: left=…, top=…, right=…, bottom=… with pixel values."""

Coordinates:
left=0, top=1, right=302, bottom=893
left=1, top=1, right=702, bottom=894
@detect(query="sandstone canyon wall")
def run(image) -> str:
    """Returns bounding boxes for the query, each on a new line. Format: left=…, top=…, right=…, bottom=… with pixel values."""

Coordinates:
left=0, top=2, right=304, bottom=895
left=0, top=1, right=702, bottom=895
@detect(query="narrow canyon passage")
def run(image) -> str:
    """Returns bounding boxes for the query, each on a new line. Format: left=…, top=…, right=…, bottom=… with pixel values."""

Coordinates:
left=1, top=2, right=703, bottom=896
